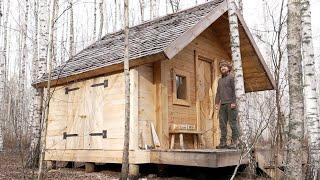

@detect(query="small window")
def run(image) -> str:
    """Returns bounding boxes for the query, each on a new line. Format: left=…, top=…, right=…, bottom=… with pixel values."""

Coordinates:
left=176, top=75, right=187, bottom=100
left=172, top=69, right=190, bottom=106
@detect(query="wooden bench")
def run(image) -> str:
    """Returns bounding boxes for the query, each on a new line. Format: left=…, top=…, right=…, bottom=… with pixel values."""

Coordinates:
left=169, top=130, right=204, bottom=149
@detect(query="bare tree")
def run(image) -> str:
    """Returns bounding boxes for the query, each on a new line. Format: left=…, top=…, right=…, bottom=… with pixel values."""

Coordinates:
left=286, top=0, right=304, bottom=178
left=52, top=0, right=59, bottom=67
left=237, top=0, right=243, bottom=14
left=93, top=0, right=97, bottom=39
left=114, top=0, right=118, bottom=31
left=0, top=0, right=4, bottom=152
left=98, top=0, right=104, bottom=39
left=301, top=0, right=320, bottom=178
left=139, top=0, right=145, bottom=22
left=120, top=0, right=130, bottom=178
left=68, top=0, right=75, bottom=56
left=169, top=0, right=180, bottom=13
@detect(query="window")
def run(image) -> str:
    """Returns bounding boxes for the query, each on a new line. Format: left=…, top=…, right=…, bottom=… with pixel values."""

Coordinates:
left=172, top=69, right=190, bottom=106
left=176, top=75, right=187, bottom=100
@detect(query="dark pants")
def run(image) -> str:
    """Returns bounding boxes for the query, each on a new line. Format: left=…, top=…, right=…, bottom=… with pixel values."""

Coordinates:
left=219, top=103, right=239, bottom=144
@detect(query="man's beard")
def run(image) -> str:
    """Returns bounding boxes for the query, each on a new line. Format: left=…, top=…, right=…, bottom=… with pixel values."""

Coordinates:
left=221, top=71, right=229, bottom=76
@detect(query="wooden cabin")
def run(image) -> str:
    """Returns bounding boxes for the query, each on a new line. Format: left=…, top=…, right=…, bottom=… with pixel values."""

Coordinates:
left=34, top=0, right=275, bottom=172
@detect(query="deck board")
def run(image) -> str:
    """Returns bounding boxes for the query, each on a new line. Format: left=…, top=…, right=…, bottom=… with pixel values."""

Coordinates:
left=150, top=149, right=249, bottom=168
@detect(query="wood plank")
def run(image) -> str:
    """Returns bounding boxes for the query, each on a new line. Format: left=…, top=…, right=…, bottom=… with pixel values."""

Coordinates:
left=34, top=52, right=166, bottom=88
left=130, top=68, right=139, bottom=150
left=150, top=149, right=249, bottom=168
left=45, top=150, right=151, bottom=164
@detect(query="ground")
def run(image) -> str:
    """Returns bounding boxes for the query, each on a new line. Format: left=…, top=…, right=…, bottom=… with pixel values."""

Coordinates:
left=0, top=151, right=266, bottom=179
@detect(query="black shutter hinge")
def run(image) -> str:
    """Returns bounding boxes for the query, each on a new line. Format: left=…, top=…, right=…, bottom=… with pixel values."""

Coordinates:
left=89, top=130, right=107, bottom=138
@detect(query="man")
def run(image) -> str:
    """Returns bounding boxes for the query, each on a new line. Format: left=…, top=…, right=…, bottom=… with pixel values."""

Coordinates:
left=215, top=61, right=239, bottom=149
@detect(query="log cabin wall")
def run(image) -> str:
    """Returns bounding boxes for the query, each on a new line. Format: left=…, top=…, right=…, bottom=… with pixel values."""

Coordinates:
left=162, top=27, right=231, bottom=149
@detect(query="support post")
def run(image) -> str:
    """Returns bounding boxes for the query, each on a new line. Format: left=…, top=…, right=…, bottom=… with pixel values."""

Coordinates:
left=129, top=164, right=139, bottom=179
left=85, top=162, right=95, bottom=173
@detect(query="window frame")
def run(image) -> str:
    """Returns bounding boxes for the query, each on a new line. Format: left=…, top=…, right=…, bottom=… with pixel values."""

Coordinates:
left=172, top=68, right=191, bottom=106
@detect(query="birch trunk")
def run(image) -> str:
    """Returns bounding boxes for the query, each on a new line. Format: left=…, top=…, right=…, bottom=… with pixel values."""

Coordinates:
left=238, top=0, right=243, bottom=14
left=52, top=0, right=58, bottom=67
left=120, top=0, right=130, bottom=178
left=0, top=0, right=3, bottom=152
left=114, top=0, right=117, bottom=31
left=68, top=0, right=75, bottom=56
left=301, top=0, right=320, bottom=178
left=98, top=0, right=104, bottom=39
left=1, top=0, right=10, bottom=153
left=286, top=0, right=304, bottom=178
left=38, top=0, right=56, bottom=178
left=227, top=0, right=248, bottom=145
left=93, top=0, right=97, bottom=39
left=26, top=0, right=47, bottom=168
left=139, top=0, right=145, bottom=22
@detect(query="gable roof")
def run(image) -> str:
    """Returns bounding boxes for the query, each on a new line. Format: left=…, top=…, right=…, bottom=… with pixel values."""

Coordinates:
left=35, top=0, right=275, bottom=91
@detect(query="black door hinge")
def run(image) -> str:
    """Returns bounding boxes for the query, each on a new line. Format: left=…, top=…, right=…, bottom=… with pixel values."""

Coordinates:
left=91, top=80, right=108, bottom=88
left=63, top=132, right=78, bottom=139
left=65, top=87, right=80, bottom=94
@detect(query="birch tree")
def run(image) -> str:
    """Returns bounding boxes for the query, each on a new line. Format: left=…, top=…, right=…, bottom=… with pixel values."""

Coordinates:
left=26, top=0, right=47, bottom=168
left=93, top=0, right=97, bottom=39
left=139, top=0, right=145, bottom=22
left=20, top=0, right=30, bottom=128
left=169, top=0, right=180, bottom=13
left=301, top=0, right=320, bottom=178
left=68, top=0, right=75, bottom=56
left=286, top=0, right=304, bottom=178
left=0, top=0, right=10, bottom=153
left=52, top=0, right=59, bottom=67
left=38, top=0, right=56, bottom=178
left=227, top=0, right=248, bottom=147
left=98, top=0, right=104, bottom=39
left=114, top=0, right=118, bottom=31
left=120, top=0, right=130, bottom=178
left=238, top=0, right=243, bottom=14
left=0, top=0, right=3, bottom=152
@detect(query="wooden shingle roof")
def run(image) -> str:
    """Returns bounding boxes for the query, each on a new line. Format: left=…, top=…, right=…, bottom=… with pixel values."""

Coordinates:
left=36, top=0, right=224, bottom=84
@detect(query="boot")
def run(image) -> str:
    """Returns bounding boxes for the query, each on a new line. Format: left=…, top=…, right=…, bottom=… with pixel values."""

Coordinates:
left=216, top=142, right=228, bottom=149
left=228, top=139, right=240, bottom=149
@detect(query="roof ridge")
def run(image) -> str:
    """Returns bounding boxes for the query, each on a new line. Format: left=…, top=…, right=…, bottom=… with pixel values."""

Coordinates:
left=100, top=0, right=225, bottom=41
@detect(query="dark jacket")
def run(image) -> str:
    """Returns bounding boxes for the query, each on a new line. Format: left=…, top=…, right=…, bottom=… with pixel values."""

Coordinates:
left=215, top=73, right=236, bottom=105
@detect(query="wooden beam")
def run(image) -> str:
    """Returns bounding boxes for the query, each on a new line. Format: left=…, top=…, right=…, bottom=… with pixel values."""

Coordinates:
left=130, top=68, right=139, bottom=150
left=34, top=52, right=166, bottom=88
left=150, top=149, right=249, bottom=168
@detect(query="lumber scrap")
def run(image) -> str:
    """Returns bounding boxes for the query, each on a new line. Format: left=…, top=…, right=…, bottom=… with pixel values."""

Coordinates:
left=151, top=123, right=161, bottom=148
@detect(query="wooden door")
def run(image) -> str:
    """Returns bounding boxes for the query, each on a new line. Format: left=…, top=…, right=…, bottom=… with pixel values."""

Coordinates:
left=84, top=75, right=125, bottom=150
left=46, top=86, right=68, bottom=150
left=197, top=58, right=214, bottom=148
left=84, top=78, right=105, bottom=149
left=65, top=82, right=85, bottom=149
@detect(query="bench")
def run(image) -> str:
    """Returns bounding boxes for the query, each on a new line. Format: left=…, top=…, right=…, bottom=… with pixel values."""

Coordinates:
left=169, top=130, right=204, bottom=149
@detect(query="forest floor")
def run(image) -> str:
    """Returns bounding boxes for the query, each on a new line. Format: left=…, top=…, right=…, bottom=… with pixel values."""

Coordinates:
left=0, top=151, right=265, bottom=179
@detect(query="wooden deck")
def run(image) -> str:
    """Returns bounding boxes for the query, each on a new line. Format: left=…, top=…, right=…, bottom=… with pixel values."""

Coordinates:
left=45, top=148, right=280, bottom=169
left=149, top=149, right=249, bottom=168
